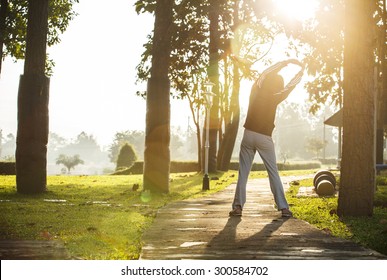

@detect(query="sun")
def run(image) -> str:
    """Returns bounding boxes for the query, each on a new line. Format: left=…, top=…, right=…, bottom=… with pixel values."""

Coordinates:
left=272, top=0, right=318, bottom=21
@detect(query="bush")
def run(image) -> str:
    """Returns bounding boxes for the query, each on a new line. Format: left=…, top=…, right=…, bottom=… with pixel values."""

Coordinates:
left=116, top=143, right=137, bottom=171
left=112, top=161, right=200, bottom=175
left=0, top=162, right=16, bottom=175
left=228, top=161, right=321, bottom=171
left=111, top=161, right=319, bottom=175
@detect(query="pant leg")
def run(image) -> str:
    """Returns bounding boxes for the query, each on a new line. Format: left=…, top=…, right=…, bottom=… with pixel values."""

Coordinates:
left=232, top=130, right=256, bottom=210
left=255, top=133, right=289, bottom=210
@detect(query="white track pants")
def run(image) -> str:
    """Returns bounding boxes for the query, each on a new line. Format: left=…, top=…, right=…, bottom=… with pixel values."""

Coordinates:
left=232, top=129, right=289, bottom=210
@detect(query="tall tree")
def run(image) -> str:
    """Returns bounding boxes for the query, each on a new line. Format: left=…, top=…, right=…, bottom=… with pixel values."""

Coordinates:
left=142, top=0, right=174, bottom=193
left=338, top=0, right=376, bottom=216
left=16, top=0, right=49, bottom=194
left=376, top=0, right=387, bottom=164
left=206, top=0, right=221, bottom=173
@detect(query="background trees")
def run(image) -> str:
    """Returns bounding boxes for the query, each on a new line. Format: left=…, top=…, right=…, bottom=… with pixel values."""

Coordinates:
left=108, top=131, right=145, bottom=164
left=135, top=0, right=285, bottom=175
left=55, top=154, right=84, bottom=174
left=134, top=0, right=385, bottom=218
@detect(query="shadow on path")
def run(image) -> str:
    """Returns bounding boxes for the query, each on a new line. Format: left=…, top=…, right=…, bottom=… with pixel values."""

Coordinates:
left=140, top=177, right=386, bottom=260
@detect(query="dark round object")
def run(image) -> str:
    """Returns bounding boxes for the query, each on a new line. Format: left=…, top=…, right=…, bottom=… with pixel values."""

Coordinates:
left=314, top=174, right=336, bottom=189
left=316, top=180, right=335, bottom=196
left=313, top=170, right=336, bottom=187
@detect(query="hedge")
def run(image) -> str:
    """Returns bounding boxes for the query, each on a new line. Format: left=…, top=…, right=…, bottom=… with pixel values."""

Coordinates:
left=112, top=161, right=321, bottom=175
left=0, top=162, right=16, bottom=175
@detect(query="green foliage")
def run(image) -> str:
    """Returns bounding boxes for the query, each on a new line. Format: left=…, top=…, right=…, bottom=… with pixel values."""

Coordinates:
left=301, top=0, right=345, bottom=113
left=375, top=185, right=387, bottom=208
left=298, top=0, right=384, bottom=114
left=1, top=0, right=79, bottom=74
left=116, top=143, right=137, bottom=171
left=343, top=207, right=387, bottom=254
left=134, top=0, right=156, bottom=14
left=55, top=154, right=84, bottom=174
left=134, top=0, right=279, bottom=100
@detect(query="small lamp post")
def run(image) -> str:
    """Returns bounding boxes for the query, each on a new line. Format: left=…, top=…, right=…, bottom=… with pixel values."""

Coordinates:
left=202, top=81, right=215, bottom=191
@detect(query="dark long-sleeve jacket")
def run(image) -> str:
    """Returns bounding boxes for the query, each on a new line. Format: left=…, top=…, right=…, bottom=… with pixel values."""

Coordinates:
left=244, top=60, right=304, bottom=136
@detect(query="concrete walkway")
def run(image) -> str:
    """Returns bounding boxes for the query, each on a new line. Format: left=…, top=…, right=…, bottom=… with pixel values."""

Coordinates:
left=0, top=240, right=70, bottom=260
left=140, top=176, right=386, bottom=260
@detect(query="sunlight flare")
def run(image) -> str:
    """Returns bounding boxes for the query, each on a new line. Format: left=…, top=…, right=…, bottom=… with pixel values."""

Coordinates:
left=273, top=0, right=318, bottom=21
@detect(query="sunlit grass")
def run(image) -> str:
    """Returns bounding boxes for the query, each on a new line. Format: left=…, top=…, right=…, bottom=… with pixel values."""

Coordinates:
left=286, top=178, right=387, bottom=255
left=0, top=169, right=326, bottom=259
left=0, top=172, right=238, bottom=259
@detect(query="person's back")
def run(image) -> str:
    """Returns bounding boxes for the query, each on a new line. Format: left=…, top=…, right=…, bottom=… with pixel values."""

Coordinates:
left=244, top=73, right=285, bottom=136
left=229, top=59, right=304, bottom=218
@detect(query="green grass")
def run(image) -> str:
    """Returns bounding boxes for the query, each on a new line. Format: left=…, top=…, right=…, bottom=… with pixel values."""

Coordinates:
left=286, top=178, right=387, bottom=255
left=4, top=169, right=384, bottom=259
left=0, top=172, right=240, bottom=259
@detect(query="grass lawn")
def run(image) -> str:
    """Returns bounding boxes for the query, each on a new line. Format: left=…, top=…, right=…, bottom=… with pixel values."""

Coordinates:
left=1, top=169, right=386, bottom=259
left=286, top=177, right=387, bottom=255
left=0, top=171, right=241, bottom=259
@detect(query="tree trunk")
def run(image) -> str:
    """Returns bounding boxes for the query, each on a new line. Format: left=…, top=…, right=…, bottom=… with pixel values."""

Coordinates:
left=338, top=0, right=376, bottom=216
left=143, top=0, right=173, bottom=193
left=0, top=0, right=8, bottom=77
left=218, top=63, right=241, bottom=171
left=217, top=1, right=240, bottom=171
left=206, top=0, right=220, bottom=173
left=195, top=122, right=202, bottom=172
left=382, top=0, right=387, bottom=162
left=376, top=0, right=387, bottom=165
left=16, top=0, right=49, bottom=194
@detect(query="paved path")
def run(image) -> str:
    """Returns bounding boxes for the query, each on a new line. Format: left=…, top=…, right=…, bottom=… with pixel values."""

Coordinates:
left=0, top=240, right=70, bottom=260
left=140, top=176, right=386, bottom=260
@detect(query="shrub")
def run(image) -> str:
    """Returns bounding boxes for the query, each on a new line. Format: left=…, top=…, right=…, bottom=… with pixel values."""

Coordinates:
left=0, top=161, right=16, bottom=175
left=116, top=143, right=137, bottom=171
left=111, top=161, right=320, bottom=175
left=112, top=161, right=199, bottom=175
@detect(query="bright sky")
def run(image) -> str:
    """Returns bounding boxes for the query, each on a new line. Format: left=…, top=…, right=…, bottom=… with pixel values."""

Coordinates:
left=0, top=0, right=316, bottom=148
left=273, top=0, right=319, bottom=21
left=0, top=0, right=156, bottom=147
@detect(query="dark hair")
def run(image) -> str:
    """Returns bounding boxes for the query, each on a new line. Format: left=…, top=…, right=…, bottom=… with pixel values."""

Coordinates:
left=262, top=72, right=284, bottom=94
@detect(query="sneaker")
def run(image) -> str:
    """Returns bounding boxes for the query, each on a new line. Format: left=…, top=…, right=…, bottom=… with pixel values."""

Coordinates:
left=229, top=206, right=242, bottom=216
left=281, top=208, right=293, bottom=217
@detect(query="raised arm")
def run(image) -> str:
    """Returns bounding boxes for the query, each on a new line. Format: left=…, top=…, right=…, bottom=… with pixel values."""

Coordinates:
left=255, top=59, right=305, bottom=99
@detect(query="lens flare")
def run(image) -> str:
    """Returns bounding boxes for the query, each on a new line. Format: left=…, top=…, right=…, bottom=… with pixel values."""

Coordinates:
left=273, top=0, right=318, bottom=21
